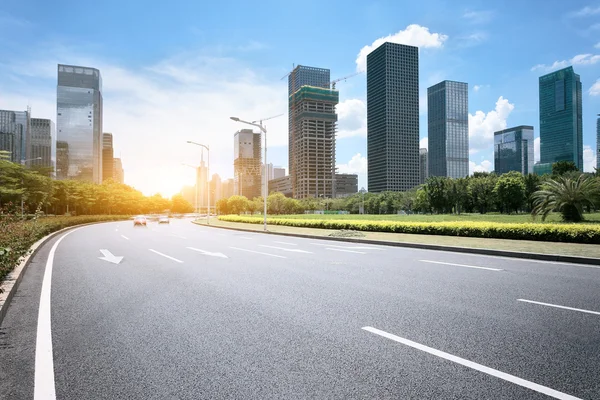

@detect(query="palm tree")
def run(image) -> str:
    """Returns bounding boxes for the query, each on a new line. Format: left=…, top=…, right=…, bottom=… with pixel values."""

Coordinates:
left=531, top=174, right=599, bottom=222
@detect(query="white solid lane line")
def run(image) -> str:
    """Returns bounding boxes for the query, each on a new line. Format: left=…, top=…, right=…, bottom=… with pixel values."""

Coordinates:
left=35, top=227, right=85, bottom=400
left=148, top=249, right=184, bottom=263
left=229, top=246, right=286, bottom=259
left=326, top=248, right=367, bottom=254
left=274, top=241, right=297, bottom=246
left=258, top=245, right=313, bottom=254
left=362, top=327, right=582, bottom=400
left=517, top=299, right=600, bottom=316
left=121, top=235, right=130, bottom=240
left=419, top=259, right=502, bottom=272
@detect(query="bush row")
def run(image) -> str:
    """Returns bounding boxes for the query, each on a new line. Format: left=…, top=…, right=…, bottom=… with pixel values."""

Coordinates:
left=218, top=215, right=600, bottom=244
left=0, top=215, right=130, bottom=285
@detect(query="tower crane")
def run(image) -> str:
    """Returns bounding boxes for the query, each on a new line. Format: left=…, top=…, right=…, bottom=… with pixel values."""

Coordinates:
left=330, top=70, right=364, bottom=90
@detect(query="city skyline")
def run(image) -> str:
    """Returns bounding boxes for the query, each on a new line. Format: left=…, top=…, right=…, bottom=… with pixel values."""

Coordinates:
left=1, top=1, right=599, bottom=196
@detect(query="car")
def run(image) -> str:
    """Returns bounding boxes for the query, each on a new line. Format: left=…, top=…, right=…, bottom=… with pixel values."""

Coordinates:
left=133, top=215, right=147, bottom=227
left=158, top=216, right=170, bottom=224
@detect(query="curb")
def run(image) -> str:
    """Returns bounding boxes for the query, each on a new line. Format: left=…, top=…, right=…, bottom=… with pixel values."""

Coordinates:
left=0, top=221, right=120, bottom=326
left=193, top=220, right=600, bottom=266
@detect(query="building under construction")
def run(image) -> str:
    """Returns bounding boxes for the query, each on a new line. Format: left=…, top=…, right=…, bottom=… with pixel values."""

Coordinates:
left=233, top=128, right=262, bottom=200
left=289, top=85, right=339, bottom=199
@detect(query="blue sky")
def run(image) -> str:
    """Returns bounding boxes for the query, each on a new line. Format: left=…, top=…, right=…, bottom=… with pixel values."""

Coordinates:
left=1, top=0, right=599, bottom=196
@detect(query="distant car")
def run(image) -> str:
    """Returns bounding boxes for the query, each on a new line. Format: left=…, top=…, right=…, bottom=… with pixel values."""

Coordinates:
left=133, top=215, right=147, bottom=227
left=158, top=216, right=170, bottom=224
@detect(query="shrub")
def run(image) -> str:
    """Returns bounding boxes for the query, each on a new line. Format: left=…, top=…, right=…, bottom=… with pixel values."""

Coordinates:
left=218, top=215, right=600, bottom=244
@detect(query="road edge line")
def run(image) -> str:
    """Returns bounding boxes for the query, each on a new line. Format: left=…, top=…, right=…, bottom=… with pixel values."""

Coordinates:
left=191, top=220, right=600, bottom=266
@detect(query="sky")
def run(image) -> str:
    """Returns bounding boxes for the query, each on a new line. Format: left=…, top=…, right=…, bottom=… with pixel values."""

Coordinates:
left=0, top=0, right=599, bottom=197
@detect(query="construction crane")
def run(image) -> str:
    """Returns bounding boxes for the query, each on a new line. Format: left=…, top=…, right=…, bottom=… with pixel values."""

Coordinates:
left=331, top=70, right=364, bottom=90
left=280, top=64, right=296, bottom=81
left=252, top=113, right=284, bottom=124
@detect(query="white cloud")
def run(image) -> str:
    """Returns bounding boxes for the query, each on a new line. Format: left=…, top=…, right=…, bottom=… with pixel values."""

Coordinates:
left=531, top=54, right=600, bottom=72
left=420, top=137, right=428, bottom=150
left=469, top=160, right=493, bottom=175
left=534, top=137, right=540, bottom=163
left=463, top=10, right=494, bottom=24
left=570, top=6, right=600, bottom=17
left=595, top=42, right=600, bottom=49
left=337, top=153, right=367, bottom=189
left=583, top=145, right=597, bottom=173
left=458, top=32, right=489, bottom=47
left=356, top=25, right=448, bottom=71
left=473, top=84, right=490, bottom=92
left=589, top=79, right=600, bottom=96
left=337, top=99, right=367, bottom=139
left=469, top=96, right=515, bottom=154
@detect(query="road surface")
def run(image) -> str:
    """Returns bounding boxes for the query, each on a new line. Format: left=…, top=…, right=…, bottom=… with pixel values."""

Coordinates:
left=1, top=218, right=599, bottom=399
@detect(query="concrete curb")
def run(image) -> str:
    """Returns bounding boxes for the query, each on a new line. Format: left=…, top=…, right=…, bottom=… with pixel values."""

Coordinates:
left=193, top=220, right=600, bottom=266
left=0, top=221, right=119, bottom=326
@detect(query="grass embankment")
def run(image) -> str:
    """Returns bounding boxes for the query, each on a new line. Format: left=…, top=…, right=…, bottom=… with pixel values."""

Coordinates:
left=217, top=214, right=600, bottom=245
left=0, top=215, right=129, bottom=285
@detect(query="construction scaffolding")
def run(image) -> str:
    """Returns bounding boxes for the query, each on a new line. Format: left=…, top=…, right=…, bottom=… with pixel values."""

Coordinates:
left=289, top=86, right=339, bottom=199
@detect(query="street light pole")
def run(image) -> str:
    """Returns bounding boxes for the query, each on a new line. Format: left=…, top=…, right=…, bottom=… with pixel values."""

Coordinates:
left=186, top=141, right=210, bottom=225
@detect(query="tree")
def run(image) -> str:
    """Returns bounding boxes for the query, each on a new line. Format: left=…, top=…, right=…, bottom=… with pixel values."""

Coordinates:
left=215, top=198, right=229, bottom=215
left=227, top=195, right=249, bottom=215
left=494, top=172, right=526, bottom=214
left=452, top=178, right=470, bottom=214
left=246, top=197, right=259, bottom=214
left=424, top=177, right=451, bottom=214
left=531, top=174, right=599, bottom=222
left=523, top=173, right=541, bottom=211
left=267, top=192, right=287, bottom=215
left=413, top=188, right=430, bottom=213
left=468, top=175, right=497, bottom=214
left=552, top=161, right=578, bottom=176
left=171, top=194, right=194, bottom=213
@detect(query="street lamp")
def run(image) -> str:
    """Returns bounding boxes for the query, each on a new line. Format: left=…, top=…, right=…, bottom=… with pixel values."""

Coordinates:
left=186, top=141, right=210, bottom=225
left=182, top=163, right=199, bottom=215
left=230, top=116, right=269, bottom=231
left=20, top=157, right=42, bottom=217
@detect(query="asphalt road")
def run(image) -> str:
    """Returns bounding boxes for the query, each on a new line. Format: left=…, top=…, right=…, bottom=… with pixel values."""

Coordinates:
left=1, top=218, right=599, bottom=399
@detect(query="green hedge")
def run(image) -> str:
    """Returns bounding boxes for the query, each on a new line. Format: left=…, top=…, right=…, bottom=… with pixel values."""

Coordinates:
left=218, top=215, right=600, bottom=244
left=0, top=215, right=129, bottom=286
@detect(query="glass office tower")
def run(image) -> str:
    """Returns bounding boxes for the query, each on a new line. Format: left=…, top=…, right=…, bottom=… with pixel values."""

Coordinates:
left=494, top=125, right=535, bottom=175
left=538, top=66, right=582, bottom=170
left=56, top=64, right=103, bottom=183
left=30, top=118, right=56, bottom=171
left=367, top=42, right=420, bottom=192
left=427, top=81, right=469, bottom=179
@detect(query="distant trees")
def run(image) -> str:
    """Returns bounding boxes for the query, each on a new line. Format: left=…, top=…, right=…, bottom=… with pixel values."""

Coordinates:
left=171, top=194, right=194, bottom=214
left=494, top=172, right=526, bottom=214
left=552, top=161, right=578, bottom=176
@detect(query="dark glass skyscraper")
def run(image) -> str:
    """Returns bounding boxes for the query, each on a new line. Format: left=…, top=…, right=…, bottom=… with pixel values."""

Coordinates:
left=427, top=81, right=469, bottom=179
left=57, top=64, right=103, bottom=183
left=494, top=126, right=534, bottom=175
left=538, top=66, right=583, bottom=170
left=30, top=118, right=56, bottom=171
left=367, top=42, right=420, bottom=192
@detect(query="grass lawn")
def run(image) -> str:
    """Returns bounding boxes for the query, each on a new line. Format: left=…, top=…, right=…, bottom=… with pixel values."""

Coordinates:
left=230, top=212, right=600, bottom=224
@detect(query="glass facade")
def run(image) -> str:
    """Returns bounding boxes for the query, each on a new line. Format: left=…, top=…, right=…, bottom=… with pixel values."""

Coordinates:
left=56, top=64, right=103, bottom=183
left=30, top=118, right=56, bottom=172
left=419, top=148, right=428, bottom=184
left=538, top=66, right=583, bottom=170
left=494, top=126, right=534, bottom=175
left=367, top=42, right=420, bottom=192
left=427, top=81, right=469, bottom=178
left=0, top=110, right=24, bottom=163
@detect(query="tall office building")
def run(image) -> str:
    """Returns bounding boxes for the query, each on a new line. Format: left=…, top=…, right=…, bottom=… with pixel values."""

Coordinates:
left=494, top=126, right=535, bottom=175
left=427, top=81, right=469, bottom=178
left=196, top=154, right=208, bottom=208
left=273, top=167, right=285, bottom=179
left=419, top=148, right=428, bottom=184
left=596, top=114, right=599, bottom=172
left=288, top=65, right=331, bottom=191
left=234, top=129, right=262, bottom=199
left=367, top=42, right=420, bottom=192
left=57, top=64, right=103, bottom=183
left=0, top=110, right=24, bottom=163
left=289, top=86, right=338, bottom=199
left=538, top=66, right=583, bottom=170
left=210, top=173, right=222, bottom=206
left=102, top=133, right=114, bottom=182
left=113, top=158, right=124, bottom=183
left=334, top=173, right=358, bottom=198
left=29, top=118, right=56, bottom=171
left=221, top=178, right=235, bottom=199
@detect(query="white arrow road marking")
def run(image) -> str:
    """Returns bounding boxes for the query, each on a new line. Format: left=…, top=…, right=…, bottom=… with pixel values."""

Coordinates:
left=186, top=247, right=228, bottom=258
left=35, top=226, right=86, bottom=400
left=258, top=245, right=313, bottom=254
left=98, top=249, right=124, bottom=264
left=149, top=249, right=183, bottom=263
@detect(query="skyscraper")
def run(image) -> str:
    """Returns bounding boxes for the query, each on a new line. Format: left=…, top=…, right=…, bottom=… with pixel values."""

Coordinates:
left=367, top=42, right=420, bottom=192
left=273, top=167, right=285, bottom=179
left=113, top=158, right=124, bottom=183
left=0, top=110, right=24, bottom=163
left=427, top=81, right=469, bottom=178
left=102, top=133, right=114, bottom=182
left=494, top=126, right=535, bottom=175
left=196, top=153, right=208, bottom=209
left=57, top=64, right=103, bottom=183
left=210, top=173, right=222, bottom=206
left=234, top=128, right=262, bottom=199
left=29, top=118, right=56, bottom=171
left=289, top=86, right=338, bottom=199
left=419, top=148, right=428, bottom=184
left=288, top=65, right=331, bottom=192
left=538, top=66, right=583, bottom=170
